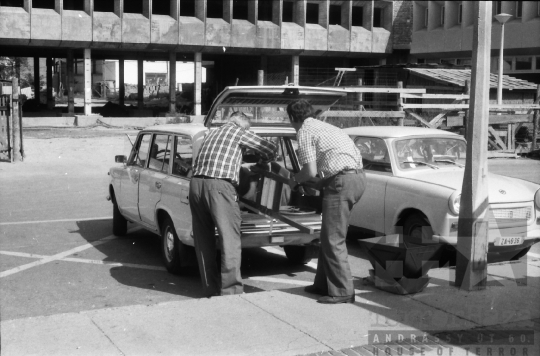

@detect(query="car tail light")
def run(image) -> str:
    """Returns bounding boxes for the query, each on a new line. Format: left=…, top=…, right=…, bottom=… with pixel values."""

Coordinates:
left=448, top=191, right=461, bottom=216
left=535, top=189, right=540, bottom=210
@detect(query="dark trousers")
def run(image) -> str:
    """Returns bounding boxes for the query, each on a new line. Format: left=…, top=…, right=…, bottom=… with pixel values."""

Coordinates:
left=189, top=177, right=243, bottom=296
left=313, top=171, right=366, bottom=297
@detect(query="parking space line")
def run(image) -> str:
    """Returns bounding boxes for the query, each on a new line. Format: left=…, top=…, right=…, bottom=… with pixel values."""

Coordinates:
left=0, top=250, right=166, bottom=272
left=0, top=216, right=112, bottom=226
left=528, top=252, right=540, bottom=259
left=0, top=230, right=136, bottom=278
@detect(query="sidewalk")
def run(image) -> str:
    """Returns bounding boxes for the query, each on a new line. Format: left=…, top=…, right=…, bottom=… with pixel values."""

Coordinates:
left=2, top=256, right=539, bottom=356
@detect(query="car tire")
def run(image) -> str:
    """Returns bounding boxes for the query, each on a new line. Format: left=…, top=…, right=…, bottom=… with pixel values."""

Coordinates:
left=283, top=245, right=318, bottom=264
left=161, top=217, right=186, bottom=275
left=403, top=213, right=433, bottom=246
left=112, top=201, right=127, bottom=236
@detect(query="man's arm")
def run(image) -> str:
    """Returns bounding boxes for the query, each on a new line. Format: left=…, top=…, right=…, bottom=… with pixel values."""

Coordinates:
left=240, top=130, right=278, bottom=162
left=294, top=161, right=317, bottom=184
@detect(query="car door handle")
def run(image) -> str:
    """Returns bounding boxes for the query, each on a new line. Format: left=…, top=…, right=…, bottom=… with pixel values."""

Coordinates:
left=155, top=182, right=162, bottom=189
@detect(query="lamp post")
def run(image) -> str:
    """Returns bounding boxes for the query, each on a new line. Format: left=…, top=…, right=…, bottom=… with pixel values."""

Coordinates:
left=494, top=13, right=512, bottom=105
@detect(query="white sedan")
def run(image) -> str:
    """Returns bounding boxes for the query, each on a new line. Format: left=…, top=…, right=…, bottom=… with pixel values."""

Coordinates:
left=344, top=126, right=540, bottom=262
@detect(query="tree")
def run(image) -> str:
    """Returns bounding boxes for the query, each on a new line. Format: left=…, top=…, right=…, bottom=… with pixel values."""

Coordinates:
left=0, top=57, right=35, bottom=88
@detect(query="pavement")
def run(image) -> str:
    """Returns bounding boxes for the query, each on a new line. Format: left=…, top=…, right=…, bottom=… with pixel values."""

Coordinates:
left=2, top=128, right=540, bottom=356
left=2, top=254, right=539, bottom=356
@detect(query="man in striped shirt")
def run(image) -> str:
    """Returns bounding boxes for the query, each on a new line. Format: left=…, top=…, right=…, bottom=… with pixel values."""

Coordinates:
left=287, top=99, right=366, bottom=304
left=189, top=111, right=277, bottom=297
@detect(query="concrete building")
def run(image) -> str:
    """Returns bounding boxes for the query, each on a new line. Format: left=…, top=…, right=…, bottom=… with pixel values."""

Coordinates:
left=0, top=0, right=413, bottom=116
left=410, top=1, right=540, bottom=83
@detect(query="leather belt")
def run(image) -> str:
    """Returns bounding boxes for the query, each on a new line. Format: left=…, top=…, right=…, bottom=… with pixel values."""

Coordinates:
left=337, top=168, right=363, bottom=175
left=193, top=175, right=234, bottom=185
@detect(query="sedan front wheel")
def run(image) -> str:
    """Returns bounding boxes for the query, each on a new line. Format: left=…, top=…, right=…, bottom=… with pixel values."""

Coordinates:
left=403, top=213, right=433, bottom=246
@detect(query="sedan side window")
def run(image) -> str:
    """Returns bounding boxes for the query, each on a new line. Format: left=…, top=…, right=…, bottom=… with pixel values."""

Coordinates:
left=148, top=135, right=172, bottom=173
left=172, top=135, right=193, bottom=178
left=128, top=133, right=152, bottom=168
left=354, top=137, right=391, bottom=173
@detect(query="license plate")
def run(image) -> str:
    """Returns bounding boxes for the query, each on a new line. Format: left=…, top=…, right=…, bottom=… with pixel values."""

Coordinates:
left=270, top=236, right=284, bottom=244
left=495, top=236, right=524, bottom=246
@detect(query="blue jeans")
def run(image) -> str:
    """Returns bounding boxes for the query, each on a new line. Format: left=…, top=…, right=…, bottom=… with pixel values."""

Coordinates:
left=313, top=171, right=366, bottom=296
left=189, top=177, right=243, bottom=296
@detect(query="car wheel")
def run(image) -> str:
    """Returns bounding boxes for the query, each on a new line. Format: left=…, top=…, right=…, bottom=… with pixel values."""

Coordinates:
left=403, top=213, right=433, bottom=246
left=511, top=246, right=531, bottom=260
left=161, top=217, right=186, bottom=275
left=283, top=245, right=318, bottom=264
left=112, top=201, right=127, bottom=236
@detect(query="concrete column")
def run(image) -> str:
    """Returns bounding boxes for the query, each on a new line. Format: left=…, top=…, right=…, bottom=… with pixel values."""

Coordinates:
left=455, top=1, right=492, bottom=291
left=194, top=52, right=202, bottom=116
left=169, top=51, right=177, bottom=114
left=33, top=57, right=39, bottom=103
left=260, top=55, right=267, bottom=85
left=46, top=57, right=54, bottom=109
left=84, top=49, right=92, bottom=115
left=119, top=59, right=125, bottom=106
left=138, top=58, right=144, bottom=109
left=291, top=55, right=299, bottom=85
left=67, top=50, right=75, bottom=114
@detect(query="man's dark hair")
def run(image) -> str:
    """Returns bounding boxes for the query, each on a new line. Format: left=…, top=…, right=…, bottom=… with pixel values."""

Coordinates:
left=286, top=99, right=315, bottom=124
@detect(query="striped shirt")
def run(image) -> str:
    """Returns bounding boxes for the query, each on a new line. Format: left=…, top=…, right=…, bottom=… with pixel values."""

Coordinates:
left=297, top=118, right=362, bottom=178
left=193, top=122, right=277, bottom=184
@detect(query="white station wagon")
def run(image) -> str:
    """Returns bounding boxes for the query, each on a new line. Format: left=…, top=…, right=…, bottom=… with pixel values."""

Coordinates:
left=107, top=86, right=348, bottom=273
left=345, top=126, right=540, bottom=263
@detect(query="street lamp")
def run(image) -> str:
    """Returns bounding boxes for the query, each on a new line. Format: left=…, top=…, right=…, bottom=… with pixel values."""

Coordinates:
left=494, top=13, right=512, bottom=105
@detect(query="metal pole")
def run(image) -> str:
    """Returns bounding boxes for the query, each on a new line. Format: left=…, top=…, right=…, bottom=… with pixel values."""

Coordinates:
left=12, top=78, right=22, bottom=162
left=497, top=23, right=504, bottom=106
left=532, top=85, right=540, bottom=151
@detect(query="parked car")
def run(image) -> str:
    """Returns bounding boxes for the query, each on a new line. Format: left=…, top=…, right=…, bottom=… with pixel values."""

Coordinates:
left=107, top=86, right=347, bottom=273
left=344, top=126, right=540, bottom=263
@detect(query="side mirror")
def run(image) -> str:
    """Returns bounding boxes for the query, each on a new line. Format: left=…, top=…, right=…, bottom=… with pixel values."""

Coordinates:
left=115, top=155, right=126, bottom=163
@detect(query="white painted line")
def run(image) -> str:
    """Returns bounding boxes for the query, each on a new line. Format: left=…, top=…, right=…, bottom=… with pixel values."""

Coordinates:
left=247, top=276, right=312, bottom=286
left=528, top=252, right=540, bottom=259
left=0, top=230, right=136, bottom=278
left=0, top=216, right=113, bottom=226
left=0, top=250, right=166, bottom=272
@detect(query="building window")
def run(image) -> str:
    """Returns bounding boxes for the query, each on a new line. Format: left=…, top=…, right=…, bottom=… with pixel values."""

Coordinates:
left=374, top=7, right=383, bottom=28
left=283, top=0, right=294, bottom=23
left=206, top=0, right=223, bottom=19
left=352, top=6, right=363, bottom=27
left=458, top=4, right=462, bottom=24
left=32, top=0, right=55, bottom=9
left=306, top=3, right=319, bottom=24
left=457, top=58, right=471, bottom=66
left=124, top=0, right=143, bottom=14
left=515, top=57, right=532, bottom=70
left=495, top=1, right=502, bottom=15
left=515, top=1, right=523, bottom=18
left=233, top=0, right=249, bottom=20
left=537, top=57, right=540, bottom=71
left=94, top=0, right=114, bottom=12
left=0, top=0, right=24, bottom=7
left=424, top=8, right=429, bottom=28
left=441, top=6, right=445, bottom=25
left=329, top=4, right=341, bottom=26
left=180, top=0, right=195, bottom=17
left=63, top=0, right=84, bottom=11
left=499, top=57, right=513, bottom=71
left=258, top=0, right=272, bottom=21
left=152, top=0, right=170, bottom=16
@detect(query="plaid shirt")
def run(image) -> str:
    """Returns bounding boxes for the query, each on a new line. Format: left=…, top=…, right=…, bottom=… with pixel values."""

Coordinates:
left=297, top=118, right=362, bottom=178
left=193, top=122, right=277, bottom=184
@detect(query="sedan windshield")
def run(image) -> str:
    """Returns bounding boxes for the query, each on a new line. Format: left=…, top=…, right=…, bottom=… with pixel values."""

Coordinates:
left=393, top=137, right=467, bottom=170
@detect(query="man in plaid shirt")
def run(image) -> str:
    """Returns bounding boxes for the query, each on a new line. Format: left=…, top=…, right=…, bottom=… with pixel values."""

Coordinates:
left=190, top=111, right=277, bottom=297
left=287, top=99, right=366, bottom=304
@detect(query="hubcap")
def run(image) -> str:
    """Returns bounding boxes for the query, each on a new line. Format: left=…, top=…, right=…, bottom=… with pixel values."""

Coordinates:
left=165, top=228, right=175, bottom=261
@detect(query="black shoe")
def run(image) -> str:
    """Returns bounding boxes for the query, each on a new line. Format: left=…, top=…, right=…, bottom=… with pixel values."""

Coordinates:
left=304, top=285, right=326, bottom=295
left=317, top=295, right=355, bottom=304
